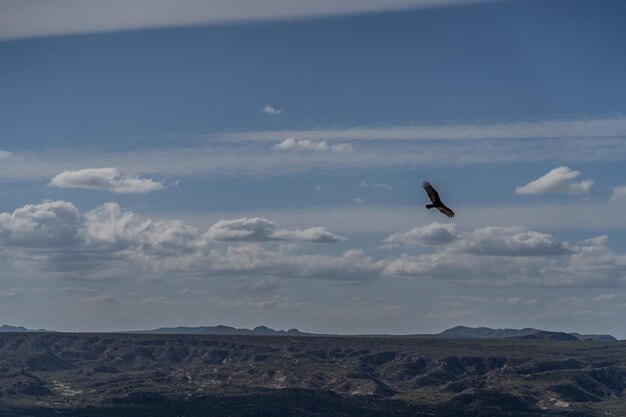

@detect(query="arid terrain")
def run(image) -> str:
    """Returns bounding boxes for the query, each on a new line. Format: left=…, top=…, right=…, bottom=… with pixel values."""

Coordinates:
left=0, top=333, right=625, bottom=416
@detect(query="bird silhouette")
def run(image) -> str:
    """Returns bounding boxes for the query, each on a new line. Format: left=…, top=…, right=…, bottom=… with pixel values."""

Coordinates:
left=422, top=181, right=455, bottom=218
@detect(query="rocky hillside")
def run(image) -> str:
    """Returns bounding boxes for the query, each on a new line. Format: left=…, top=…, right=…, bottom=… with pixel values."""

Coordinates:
left=0, top=333, right=625, bottom=416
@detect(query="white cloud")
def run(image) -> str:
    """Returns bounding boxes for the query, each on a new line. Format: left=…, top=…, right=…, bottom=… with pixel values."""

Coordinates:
left=275, top=138, right=352, bottom=152
left=0, top=150, right=12, bottom=159
left=3, top=200, right=626, bottom=288
left=0, top=0, right=495, bottom=40
left=261, top=105, right=282, bottom=115
left=452, top=226, right=574, bottom=256
left=384, top=224, right=572, bottom=256
left=0, top=200, right=366, bottom=281
left=0, top=200, right=82, bottom=248
left=515, top=166, right=593, bottom=195
left=384, top=222, right=458, bottom=246
left=611, top=186, right=626, bottom=201
left=82, top=202, right=198, bottom=255
left=50, top=167, right=163, bottom=193
left=384, top=226, right=626, bottom=287
left=205, top=217, right=344, bottom=243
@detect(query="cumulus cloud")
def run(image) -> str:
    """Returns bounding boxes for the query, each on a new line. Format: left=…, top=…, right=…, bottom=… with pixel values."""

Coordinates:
left=0, top=200, right=365, bottom=281
left=384, top=225, right=626, bottom=287
left=0, top=200, right=82, bottom=248
left=515, top=166, right=593, bottom=195
left=384, top=224, right=572, bottom=256
left=452, top=226, right=574, bottom=256
left=275, top=138, right=352, bottom=152
left=261, top=105, right=282, bottom=115
left=3, top=200, right=626, bottom=288
left=204, top=217, right=344, bottom=243
left=384, top=222, right=458, bottom=246
left=50, top=167, right=163, bottom=193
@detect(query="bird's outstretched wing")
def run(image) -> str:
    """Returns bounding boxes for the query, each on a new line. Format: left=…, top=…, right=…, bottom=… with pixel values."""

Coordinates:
left=422, top=181, right=441, bottom=204
left=436, top=206, right=455, bottom=218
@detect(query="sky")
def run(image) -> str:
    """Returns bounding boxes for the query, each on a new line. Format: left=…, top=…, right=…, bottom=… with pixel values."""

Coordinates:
left=2, top=0, right=626, bottom=337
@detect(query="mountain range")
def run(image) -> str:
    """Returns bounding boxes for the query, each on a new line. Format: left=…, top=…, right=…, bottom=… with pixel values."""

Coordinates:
left=1, top=324, right=617, bottom=341
left=127, top=324, right=617, bottom=341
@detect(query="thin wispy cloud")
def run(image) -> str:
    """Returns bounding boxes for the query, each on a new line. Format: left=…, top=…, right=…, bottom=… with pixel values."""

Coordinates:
left=81, top=294, right=121, bottom=304
left=0, top=0, right=498, bottom=40
left=2, top=117, right=626, bottom=180
left=50, top=167, right=164, bottom=193
left=515, top=166, right=593, bottom=195
left=221, top=115, right=626, bottom=142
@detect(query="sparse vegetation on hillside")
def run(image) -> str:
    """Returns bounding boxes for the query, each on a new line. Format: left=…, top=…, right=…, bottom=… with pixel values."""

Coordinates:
left=1, top=333, right=625, bottom=416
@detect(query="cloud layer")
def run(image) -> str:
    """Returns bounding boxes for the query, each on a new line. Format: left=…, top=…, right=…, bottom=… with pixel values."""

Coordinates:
left=2, top=199, right=626, bottom=289
left=515, top=166, right=593, bottom=195
left=50, top=168, right=163, bottom=193
left=2, top=117, right=626, bottom=181
left=0, top=0, right=494, bottom=40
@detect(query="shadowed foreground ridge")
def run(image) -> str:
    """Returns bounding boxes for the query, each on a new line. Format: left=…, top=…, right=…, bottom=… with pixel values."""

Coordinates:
left=1, top=333, right=625, bottom=416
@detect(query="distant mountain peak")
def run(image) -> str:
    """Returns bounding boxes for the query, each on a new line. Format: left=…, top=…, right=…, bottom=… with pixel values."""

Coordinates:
left=436, top=326, right=616, bottom=342
left=129, top=325, right=307, bottom=336
left=0, top=324, right=48, bottom=333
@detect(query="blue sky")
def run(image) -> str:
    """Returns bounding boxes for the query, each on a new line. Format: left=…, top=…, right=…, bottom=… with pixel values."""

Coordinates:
left=2, top=0, right=626, bottom=337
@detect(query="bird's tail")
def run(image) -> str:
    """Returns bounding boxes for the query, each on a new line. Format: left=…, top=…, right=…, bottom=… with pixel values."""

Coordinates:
left=426, top=204, right=435, bottom=209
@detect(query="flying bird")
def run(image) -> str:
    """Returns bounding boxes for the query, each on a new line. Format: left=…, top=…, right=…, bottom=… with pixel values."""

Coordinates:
left=422, top=181, right=455, bottom=218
